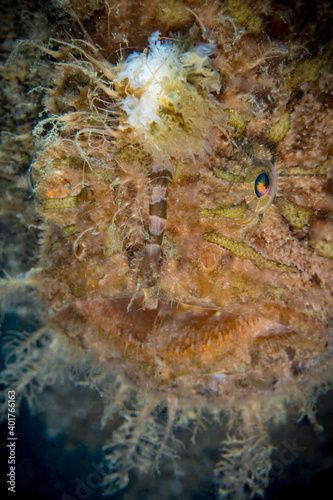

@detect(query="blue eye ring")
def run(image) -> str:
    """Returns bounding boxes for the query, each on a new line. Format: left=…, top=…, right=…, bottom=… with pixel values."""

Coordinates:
left=244, top=158, right=277, bottom=216
left=254, top=172, right=270, bottom=198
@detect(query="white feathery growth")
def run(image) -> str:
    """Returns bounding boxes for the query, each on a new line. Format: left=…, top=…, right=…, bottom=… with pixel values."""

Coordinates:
left=114, top=31, right=226, bottom=162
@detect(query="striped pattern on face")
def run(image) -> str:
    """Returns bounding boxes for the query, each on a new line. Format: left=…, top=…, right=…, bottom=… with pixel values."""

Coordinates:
left=148, top=164, right=170, bottom=245
left=128, top=164, right=171, bottom=301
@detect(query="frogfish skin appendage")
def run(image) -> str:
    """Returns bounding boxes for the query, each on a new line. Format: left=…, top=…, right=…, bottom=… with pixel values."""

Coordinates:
left=0, top=0, right=332, bottom=498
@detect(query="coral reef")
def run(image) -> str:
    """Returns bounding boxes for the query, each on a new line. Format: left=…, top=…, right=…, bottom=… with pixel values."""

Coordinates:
left=1, top=0, right=333, bottom=498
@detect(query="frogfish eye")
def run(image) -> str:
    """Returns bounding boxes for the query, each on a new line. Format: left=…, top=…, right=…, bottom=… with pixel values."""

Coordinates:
left=244, top=158, right=277, bottom=215
left=254, top=172, right=270, bottom=198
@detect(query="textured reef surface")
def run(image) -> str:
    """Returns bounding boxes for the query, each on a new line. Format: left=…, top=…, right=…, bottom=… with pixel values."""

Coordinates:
left=0, top=0, right=333, bottom=498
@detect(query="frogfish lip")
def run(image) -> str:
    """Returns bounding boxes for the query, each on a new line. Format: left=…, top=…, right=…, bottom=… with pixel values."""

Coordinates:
left=51, top=295, right=296, bottom=397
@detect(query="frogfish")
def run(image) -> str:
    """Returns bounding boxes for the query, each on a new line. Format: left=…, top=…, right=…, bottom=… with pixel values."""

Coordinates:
left=0, top=0, right=332, bottom=498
